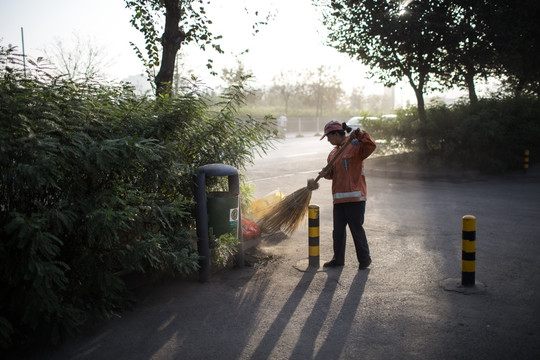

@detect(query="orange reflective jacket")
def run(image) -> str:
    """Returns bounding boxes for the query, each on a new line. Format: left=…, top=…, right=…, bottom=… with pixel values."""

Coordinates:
left=324, top=131, right=376, bottom=204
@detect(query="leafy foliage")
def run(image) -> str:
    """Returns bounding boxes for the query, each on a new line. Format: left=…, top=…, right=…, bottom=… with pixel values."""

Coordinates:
left=125, top=0, right=224, bottom=95
left=316, top=0, right=540, bottom=121
left=0, top=47, right=276, bottom=350
left=483, top=0, right=540, bottom=97
left=382, top=97, right=540, bottom=173
left=440, top=0, right=495, bottom=105
left=210, top=232, right=240, bottom=268
left=316, top=0, right=452, bottom=124
left=125, top=0, right=271, bottom=96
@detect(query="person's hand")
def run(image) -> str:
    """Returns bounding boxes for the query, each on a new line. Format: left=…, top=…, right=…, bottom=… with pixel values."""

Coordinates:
left=319, top=168, right=330, bottom=178
left=353, top=128, right=361, bottom=137
left=307, top=178, right=319, bottom=190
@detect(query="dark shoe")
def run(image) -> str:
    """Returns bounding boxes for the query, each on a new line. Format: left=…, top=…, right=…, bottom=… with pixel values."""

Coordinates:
left=359, top=257, right=372, bottom=270
left=323, top=260, right=344, bottom=268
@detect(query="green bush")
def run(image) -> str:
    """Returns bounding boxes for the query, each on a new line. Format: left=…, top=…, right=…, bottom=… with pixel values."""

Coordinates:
left=210, top=232, right=240, bottom=268
left=384, top=97, right=540, bottom=173
left=0, top=50, right=275, bottom=349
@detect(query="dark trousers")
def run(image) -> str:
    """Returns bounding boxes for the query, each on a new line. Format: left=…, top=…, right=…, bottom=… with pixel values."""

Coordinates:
left=332, top=201, right=370, bottom=264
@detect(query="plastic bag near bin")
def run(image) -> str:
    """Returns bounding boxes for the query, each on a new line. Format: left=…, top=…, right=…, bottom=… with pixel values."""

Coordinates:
left=239, top=189, right=283, bottom=240
left=242, top=218, right=261, bottom=240
left=249, top=190, right=285, bottom=220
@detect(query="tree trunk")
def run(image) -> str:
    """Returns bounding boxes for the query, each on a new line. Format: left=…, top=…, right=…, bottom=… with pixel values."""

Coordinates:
left=155, top=0, right=185, bottom=97
left=413, top=86, right=427, bottom=125
left=413, top=85, right=428, bottom=153
left=465, top=71, right=478, bottom=105
left=281, top=90, right=290, bottom=117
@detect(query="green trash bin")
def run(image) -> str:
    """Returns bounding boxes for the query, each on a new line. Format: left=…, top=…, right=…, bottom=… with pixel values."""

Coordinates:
left=207, top=192, right=239, bottom=238
left=196, top=164, right=242, bottom=282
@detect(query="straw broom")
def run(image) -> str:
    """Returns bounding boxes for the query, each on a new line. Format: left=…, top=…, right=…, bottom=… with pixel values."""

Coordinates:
left=259, top=135, right=354, bottom=234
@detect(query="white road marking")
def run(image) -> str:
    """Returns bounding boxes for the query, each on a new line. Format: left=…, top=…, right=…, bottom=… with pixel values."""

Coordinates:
left=250, top=169, right=320, bottom=182
left=284, top=152, right=319, bottom=158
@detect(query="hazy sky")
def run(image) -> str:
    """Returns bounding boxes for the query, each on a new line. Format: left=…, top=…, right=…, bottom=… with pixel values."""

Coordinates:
left=1, top=0, right=379, bottom=92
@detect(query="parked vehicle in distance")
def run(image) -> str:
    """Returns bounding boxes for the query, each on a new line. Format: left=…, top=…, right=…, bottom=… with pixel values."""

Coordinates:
left=381, top=114, right=397, bottom=121
left=346, top=116, right=378, bottom=130
left=345, top=116, right=362, bottom=130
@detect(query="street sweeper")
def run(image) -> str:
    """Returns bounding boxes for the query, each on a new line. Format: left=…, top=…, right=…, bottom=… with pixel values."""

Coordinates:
left=318, top=121, right=377, bottom=270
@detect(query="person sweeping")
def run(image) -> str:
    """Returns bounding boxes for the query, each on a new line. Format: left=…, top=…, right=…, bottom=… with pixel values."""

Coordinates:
left=318, top=121, right=377, bottom=270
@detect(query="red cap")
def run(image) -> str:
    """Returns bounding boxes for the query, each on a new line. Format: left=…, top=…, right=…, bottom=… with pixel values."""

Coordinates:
left=320, top=121, right=343, bottom=140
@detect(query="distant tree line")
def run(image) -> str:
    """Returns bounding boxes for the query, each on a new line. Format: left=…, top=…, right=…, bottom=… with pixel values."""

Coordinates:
left=179, top=61, right=394, bottom=120
left=125, top=0, right=539, bottom=123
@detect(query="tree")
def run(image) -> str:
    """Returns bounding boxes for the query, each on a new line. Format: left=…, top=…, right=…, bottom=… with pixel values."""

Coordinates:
left=349, top=86, right=366, bottom=115
left=221, top=59, right=253, bottom=87
left=302, top=65, right=343, bottom=121
left=316, top=0, right=451, bottom=125
left=172, top=49, right=196, bottom=94
left=484, top=0, right=540, bottom=97
left=440, top=0, right=495, bottom=105
left=219, top=59, right=262, bottom=105
left=366, top=93, right=384, bottom=114
left=43, top=33, right=112, bottom=81
left=125, top=0, right=223, bottom=96
left=270, top=70, right=302, bottom=116
left=125, top=1, right=270, bottom=97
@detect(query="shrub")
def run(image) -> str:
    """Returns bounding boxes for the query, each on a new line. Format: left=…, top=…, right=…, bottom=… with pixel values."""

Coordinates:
left=0, top=48, right=275, bottom=349
left=210, top=232, right=240, bottom=268
left=385, top=97, right=540, bottom=173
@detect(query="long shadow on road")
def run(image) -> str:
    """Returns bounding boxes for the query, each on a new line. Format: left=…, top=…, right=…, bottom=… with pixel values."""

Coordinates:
left=248, top=269, right=316, bottom=360
left=289, top=268, right=344, bottom=359
left=314, top=270, right=369, bottom=360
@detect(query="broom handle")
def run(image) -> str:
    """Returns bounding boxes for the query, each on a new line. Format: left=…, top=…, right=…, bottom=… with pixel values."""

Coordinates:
left=314, top=134, right=355, bottom=183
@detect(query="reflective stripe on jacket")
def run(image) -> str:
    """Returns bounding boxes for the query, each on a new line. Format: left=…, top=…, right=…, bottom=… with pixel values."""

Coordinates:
left=325, top=131, right=376, bottom=204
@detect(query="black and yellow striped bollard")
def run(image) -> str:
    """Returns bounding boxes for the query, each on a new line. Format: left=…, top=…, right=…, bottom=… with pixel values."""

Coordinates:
left=308, top=205, right=320, bottom=268
left=524, top=149, right=530, bottom=173
left=462, top=215, right=476, bottom=287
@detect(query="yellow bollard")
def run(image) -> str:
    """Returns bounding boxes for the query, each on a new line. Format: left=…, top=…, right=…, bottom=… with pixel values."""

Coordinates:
left=308, top=205, right=320, bottom=268
left=524, top=149, right=530, bottom=173
left=441, top=215, right=485, bottom=294
left=462, top=215, right=476, bottom=287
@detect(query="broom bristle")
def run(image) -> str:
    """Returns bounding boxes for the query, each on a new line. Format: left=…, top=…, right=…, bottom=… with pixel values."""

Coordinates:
left=258, top=186, right=313, bottom=234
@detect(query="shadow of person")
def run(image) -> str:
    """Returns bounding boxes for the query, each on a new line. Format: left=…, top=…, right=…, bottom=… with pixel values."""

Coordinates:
left=249, top=269, right=316, bottom=360
left=289, top=267, right=344, bottom=359
left=314, top=269, right=370, bottom=360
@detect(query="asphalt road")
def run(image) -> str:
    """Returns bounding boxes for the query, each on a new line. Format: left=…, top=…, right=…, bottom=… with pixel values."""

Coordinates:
left=38, top=133, right=540, bottom=360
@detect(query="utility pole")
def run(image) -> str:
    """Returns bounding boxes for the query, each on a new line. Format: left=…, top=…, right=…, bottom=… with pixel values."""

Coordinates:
left=21, top=27, right=26, bottom=77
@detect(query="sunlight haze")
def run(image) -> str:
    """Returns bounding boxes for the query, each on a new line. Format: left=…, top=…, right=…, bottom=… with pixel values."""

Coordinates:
left=1, top=0, right=380, bottom=93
